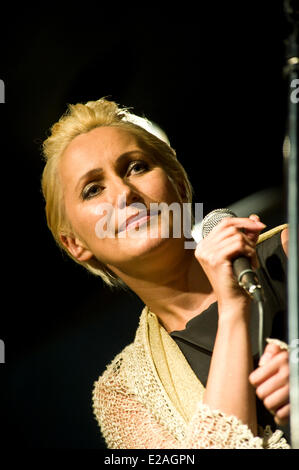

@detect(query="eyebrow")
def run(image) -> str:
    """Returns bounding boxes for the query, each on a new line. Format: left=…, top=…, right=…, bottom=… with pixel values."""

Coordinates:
left=75, top=150, right=147, bottom=194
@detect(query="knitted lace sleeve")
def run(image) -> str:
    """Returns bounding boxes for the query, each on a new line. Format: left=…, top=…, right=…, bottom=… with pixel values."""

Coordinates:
left=92, top=375, right=289, bottom=449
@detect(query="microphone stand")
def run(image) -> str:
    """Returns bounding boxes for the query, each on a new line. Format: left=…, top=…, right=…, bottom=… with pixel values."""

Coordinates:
left=283, top=0, right=299, bottom=449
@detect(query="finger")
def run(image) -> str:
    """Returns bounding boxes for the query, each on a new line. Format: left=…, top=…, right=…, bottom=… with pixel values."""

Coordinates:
left=259, top=343, right=282, bottom=367
left=241, top=232, right=260, bottom=269
left=214, top=217, right=266, bottom=235
left=249, top=214, right=260, bottom=222
left=249, top=351, right=289, bottom=386
left=274, top=404, right=290, bottom=426
left=197, top=230, right=256, bottom=265
left=244, top=230, right=260, bottom=244
left=234, top=230, right=260, bottom=269
left=263, top=384, right=289, bottom=413
left=204, top=223, right=263, bottom=251
left=245, top=214, right=265, bottom=243
left=213, top=236, right=257, bottom=263
left=255, top=372, right=289, bottom=401
left=210, top=229, right=256, bottom=251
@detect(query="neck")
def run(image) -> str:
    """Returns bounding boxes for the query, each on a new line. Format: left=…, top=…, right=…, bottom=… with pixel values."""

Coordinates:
left=109, top=239, right=216, bottom=332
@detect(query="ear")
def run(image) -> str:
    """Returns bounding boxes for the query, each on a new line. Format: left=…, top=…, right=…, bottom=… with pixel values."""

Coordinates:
left=60, top=233, right=94, bottom=262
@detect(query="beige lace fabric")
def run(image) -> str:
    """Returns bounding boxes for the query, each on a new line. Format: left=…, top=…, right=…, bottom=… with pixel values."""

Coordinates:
left=92, top=305, right=290, bottom=449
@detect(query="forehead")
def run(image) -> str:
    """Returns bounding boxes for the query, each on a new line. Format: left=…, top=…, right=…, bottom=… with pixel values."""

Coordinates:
left=59, top=126, right=140, bottom=183
left=62, top=126, right=138, bottom=166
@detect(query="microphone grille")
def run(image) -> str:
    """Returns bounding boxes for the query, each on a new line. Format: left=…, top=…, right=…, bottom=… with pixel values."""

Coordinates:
left=201, top=208, right=237, bottom=238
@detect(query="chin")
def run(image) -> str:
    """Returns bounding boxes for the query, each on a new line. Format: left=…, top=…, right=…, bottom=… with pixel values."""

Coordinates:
left=124, top=230, right=187, bottom=265
left=122, top=230, right=171, bottom=256
left=103, top=235, right=185, bottom=281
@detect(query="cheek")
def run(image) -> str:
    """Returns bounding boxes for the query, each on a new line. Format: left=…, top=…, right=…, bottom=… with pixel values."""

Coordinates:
left=63, top=194, right=99, bottom=244
left=78, top=206, right=108, bottom=245
left=142, top=170, right=178, bottom=204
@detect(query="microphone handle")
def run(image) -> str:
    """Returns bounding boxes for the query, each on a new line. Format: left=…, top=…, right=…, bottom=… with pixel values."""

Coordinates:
left=232, top=256, right=263, bottom=302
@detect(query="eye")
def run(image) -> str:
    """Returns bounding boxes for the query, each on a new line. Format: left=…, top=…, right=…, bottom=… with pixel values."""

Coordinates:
left=82, top=182, right=103, bottom=200
left=127, top=160, right=149, bottom=176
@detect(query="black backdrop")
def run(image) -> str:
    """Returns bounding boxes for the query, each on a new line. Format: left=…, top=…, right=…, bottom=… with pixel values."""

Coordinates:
left=0, top=3, right=291, bottom=449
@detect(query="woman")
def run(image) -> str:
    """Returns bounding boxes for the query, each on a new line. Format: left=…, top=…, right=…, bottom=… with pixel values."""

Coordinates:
left=41, top=98, right=290, bottom=449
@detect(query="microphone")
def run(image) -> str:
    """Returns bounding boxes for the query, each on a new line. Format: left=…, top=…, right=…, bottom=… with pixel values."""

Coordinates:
left=200, top=208, right=264, bottom=303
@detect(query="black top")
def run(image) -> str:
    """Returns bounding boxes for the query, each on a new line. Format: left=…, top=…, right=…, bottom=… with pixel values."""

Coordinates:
left=170, top=230, right=289, bottom=437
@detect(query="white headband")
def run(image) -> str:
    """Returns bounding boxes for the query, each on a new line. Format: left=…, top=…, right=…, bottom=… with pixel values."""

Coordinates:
left=122, top=112, right=170, bottom=146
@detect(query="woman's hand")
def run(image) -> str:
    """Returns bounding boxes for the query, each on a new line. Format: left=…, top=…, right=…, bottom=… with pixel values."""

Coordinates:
left=195, top=215, right=266, bottom=312
left=249, top=342, right=290, bottom=426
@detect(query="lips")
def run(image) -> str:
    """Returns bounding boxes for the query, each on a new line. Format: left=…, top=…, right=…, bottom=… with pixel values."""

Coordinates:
left=118, top=209, right=159, bottom=234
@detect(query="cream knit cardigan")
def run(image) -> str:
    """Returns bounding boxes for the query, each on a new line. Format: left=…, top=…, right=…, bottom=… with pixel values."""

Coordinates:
left=92, top=226, right=290, bottom=449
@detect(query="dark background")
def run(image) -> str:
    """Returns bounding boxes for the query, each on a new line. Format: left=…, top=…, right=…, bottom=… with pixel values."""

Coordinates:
left=0, top=3, right=293, bottom=449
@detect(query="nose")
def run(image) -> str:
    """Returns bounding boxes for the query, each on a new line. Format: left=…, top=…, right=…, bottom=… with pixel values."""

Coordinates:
left=110, top=176, right=144, bottom=209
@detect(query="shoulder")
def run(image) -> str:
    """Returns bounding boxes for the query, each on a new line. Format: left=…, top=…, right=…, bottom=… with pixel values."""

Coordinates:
left=93, top=306, right=149, bottom=391
left=94, top=342, right=137, bottom=392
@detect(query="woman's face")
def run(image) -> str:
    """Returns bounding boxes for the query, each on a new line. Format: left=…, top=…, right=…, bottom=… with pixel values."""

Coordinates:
left=59, top=126, right=183, bottom=274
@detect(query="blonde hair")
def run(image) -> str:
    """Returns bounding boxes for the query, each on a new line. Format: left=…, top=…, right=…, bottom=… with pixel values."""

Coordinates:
left=41, top=98, right=193, bottom=288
